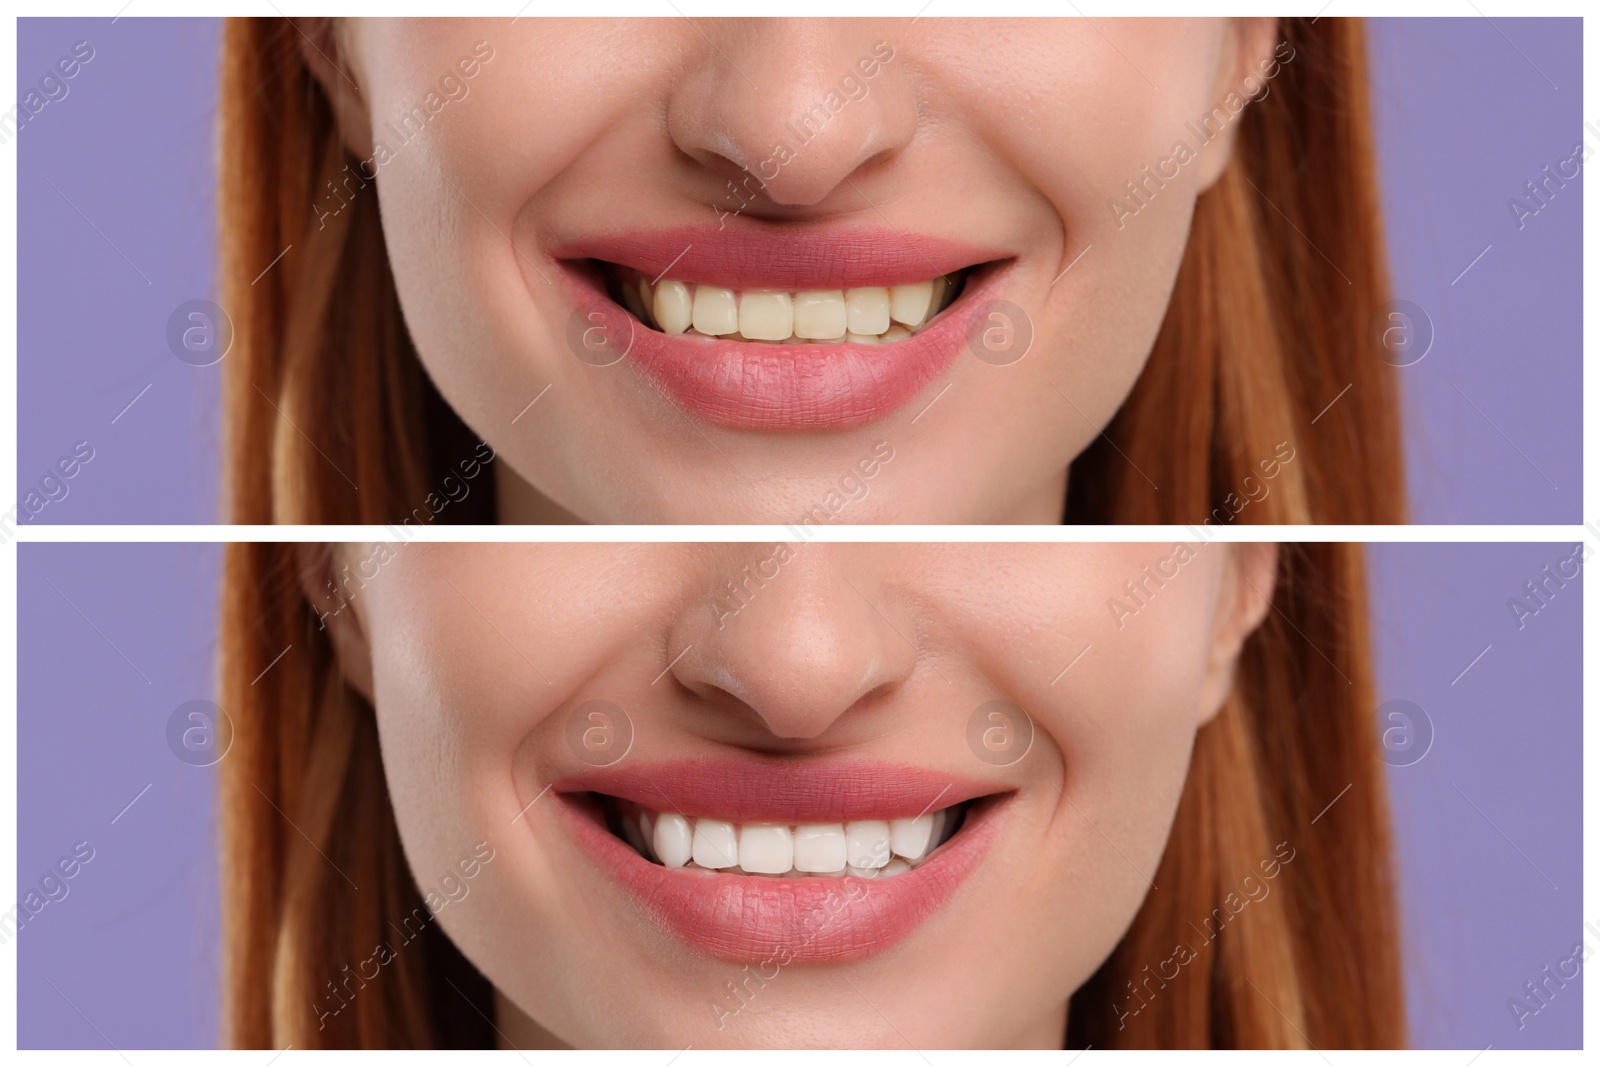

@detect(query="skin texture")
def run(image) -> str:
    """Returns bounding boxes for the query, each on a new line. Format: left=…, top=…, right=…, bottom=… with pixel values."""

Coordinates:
left=311, top=541, right=1278, bottom=1048
left=307, top=18, right=1279, bottom=523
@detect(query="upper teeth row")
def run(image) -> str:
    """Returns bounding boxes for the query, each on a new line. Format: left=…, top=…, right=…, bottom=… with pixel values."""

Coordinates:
left=621, top=807, right=959, bottom=877
left=620, top=275, right=958, bottom=344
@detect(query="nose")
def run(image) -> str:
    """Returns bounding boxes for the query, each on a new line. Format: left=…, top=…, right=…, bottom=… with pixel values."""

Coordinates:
left=665, top=20, right=916, bottom=209
left=668, top=545, right=919, bottom=741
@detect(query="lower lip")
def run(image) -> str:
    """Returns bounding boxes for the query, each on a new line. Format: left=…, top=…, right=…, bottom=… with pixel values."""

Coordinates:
left=562, top=267, right=1005, bottom=431
left=557, top=795, right=1003, bottom=963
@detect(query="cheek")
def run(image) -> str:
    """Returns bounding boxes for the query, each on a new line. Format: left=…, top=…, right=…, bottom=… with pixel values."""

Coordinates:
left=363, top=572, right=529, bottom=897
left=357, top=545, right=680, bottom=880
left=354, top=543, right=698, bottom=1041
left=373, top=142, right=541, bottom=432
left=359, top=25, right=564, bottom=429
left=926, top=21, right=1229, bottom=448
left=926, top=543, right=1224, bottom=1003
left=1071, top=612, right=1213, bottom=813
left=1061, top=546, right=1222, bottom=793
left=1051, top=571, right=1219, bottom=967
left=986, top=20, right=1225, bottom=234
left=943, top=542, right=1222, bottom=823
left=366, top=26, right=673, bottom=480
left=356, top=549, right=548, bottom=881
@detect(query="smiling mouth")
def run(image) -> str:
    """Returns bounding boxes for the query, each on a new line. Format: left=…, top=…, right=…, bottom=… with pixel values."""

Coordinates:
left=600, top=264, right=970, bottom=345
left=549, top=226, right=1009, bottom=428
left=597, top=794, right=971, bottom=877
left=550, top=759, right=1009, bottom=960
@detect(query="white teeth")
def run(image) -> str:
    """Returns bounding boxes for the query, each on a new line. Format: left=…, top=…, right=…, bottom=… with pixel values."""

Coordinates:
left=793, top=823, right=848, bottom=873
left=792, top=290, right=847, bottom=340
left=652, top=812, right=693, bottom=869
left=882, top=324, right=912, bottom=343
left=738, top=289, right=794, bottom=341
left=889, top=814, right=934, bottom=862
left=844, top=820, right=892, bottom=870
left=738, top=823, right=794, bottom=874
left=889, top=280, right=934, bottom=327
left=622, top=805, right=964, bottom=876
left=691, top=285, right=740, bottom=336
left=847, top=857, right=910, bottom=879
left=653, top=279, right=693, bottom=335
left=844, top=287, right=891, bottom=335
left=845, top=331, right=881, bottom=346
left=692, top=818, right=740, bottom=868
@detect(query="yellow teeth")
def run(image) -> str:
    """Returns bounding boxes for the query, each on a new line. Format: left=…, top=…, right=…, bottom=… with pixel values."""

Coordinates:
left=622, top=273, right=963, bottom=344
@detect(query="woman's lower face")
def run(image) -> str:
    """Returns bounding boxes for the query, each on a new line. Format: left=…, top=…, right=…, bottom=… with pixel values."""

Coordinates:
left=324, top=18, right=1277, bottom=523
left=336, top=542, right=1261, bottom=1047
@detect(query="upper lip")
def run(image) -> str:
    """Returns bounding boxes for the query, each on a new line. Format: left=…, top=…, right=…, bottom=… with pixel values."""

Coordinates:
left=551, top=222, right=1007, bottom=291
left=552, top=756, right=1004, bottom=822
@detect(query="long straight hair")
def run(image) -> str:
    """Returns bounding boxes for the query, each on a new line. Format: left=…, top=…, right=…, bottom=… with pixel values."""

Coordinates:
left=218, top=16, right=1403, bottom=526
left=217, top=15, right=1407, bottom=1051
left=219, top=541, right=1405, bottom=1050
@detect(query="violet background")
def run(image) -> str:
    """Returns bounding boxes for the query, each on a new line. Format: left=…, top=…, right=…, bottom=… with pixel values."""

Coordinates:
left=12, top=17, right=1585, bottom=525
left=10, top=11, right=1587, bottom=1053
left=15, top=541, right=1585, bottom=1049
